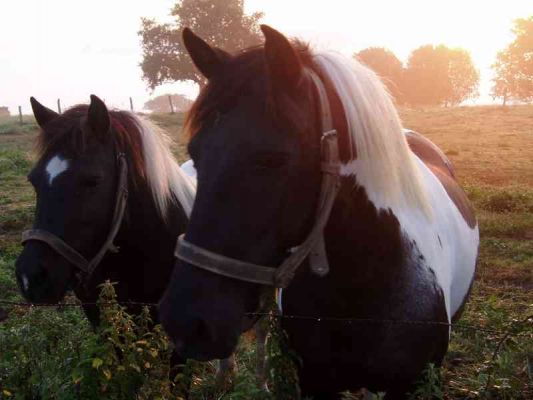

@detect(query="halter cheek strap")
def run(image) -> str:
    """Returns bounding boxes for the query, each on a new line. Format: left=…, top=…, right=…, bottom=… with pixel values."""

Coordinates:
left=21, top=153, right=129, bottom=286
left=174, top=68, right=341, bottom=288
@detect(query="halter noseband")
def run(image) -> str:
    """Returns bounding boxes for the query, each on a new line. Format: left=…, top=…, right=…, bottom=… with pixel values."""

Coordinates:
left=21, top=152, right=129, bottom=287
left=175, top=69, right=341, bottom=288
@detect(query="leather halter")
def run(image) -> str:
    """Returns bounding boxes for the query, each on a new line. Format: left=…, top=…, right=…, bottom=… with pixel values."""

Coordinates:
left=175, top=69, right=341, bottom=288
left=21, top=153, right=129, bottom=286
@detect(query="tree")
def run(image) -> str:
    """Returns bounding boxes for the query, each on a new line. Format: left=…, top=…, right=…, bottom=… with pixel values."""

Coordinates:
left=144, top=94, right=193, bottom=113
left=491, top=17, right=533, bottom=105
left=139, top=0, right=263, bottom=89
left=445, top=48, right=480, bottom=106
left=355, top=47, right=405, bottom=104
left=404, top=45, right=479, bottom=106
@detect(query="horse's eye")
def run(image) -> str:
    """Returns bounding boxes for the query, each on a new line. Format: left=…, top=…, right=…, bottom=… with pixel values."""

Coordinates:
left=254, top=152, right=289, bottom=170
left=80, top=176, right=103, bottom=188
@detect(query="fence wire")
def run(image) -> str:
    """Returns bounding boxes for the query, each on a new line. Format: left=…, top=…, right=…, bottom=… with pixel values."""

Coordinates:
left=1, top=298, right=531, bottom=396
left=0, top=298, right=531, bottom=337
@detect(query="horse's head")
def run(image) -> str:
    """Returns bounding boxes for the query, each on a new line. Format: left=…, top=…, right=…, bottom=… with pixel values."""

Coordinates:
left=159, top=26, right=326, bottom=360
left=16, top=96, right=123, bottom=303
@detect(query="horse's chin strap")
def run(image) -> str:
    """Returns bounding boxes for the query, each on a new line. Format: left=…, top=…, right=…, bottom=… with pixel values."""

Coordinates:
left=21, top=153, right=129, bottom=288
left=174, top=69, right=340, bottom=289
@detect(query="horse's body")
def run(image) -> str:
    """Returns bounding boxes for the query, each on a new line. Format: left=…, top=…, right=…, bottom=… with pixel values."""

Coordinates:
left=158, top=26, right=479, bottom=399
left=279, top=126, right=478, bottom=397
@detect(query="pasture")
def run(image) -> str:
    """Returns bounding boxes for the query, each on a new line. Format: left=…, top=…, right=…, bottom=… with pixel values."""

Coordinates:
left=0, top=106, right=531, bottom=399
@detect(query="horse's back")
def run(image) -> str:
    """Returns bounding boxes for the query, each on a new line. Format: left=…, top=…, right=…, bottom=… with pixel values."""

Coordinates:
left=405, top=130, right=476, bottom=229
left=405, top=130, right=455, bottom=178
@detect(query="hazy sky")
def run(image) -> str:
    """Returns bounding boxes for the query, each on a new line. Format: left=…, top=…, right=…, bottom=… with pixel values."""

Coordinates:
left=1, top=0, right=532, bottom=115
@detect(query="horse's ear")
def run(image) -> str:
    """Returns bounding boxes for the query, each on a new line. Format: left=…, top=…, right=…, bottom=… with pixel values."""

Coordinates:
left=183, top=28, right=228, bottom=79
left=87, top=94, right=110, bottom=136
left=261, top=25, right=303, bottom=90
left=30, top=97, right=59, bottom=128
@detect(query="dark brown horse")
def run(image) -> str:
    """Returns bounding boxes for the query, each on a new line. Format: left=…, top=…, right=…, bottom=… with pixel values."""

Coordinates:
left=158, top=26, right=479, bottom=399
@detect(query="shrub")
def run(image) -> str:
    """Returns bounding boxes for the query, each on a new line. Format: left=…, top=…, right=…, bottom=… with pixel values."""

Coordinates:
left=0, top=282, right=185, bottom=399
left=72, top=281, right=183, bottom=399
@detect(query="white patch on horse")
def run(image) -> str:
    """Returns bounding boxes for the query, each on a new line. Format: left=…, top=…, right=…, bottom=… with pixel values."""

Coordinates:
left=45, top=156, right=69, bottom=186
left=411, top=156, right=479, bottom=319
left=180, top=160, right=197, bottom=181
left=313, top=52, right=479, bottom=323
left=369, top=155, right=479, bottom=323
left=21, top=274, right=29, bottom=293
left=276, top=288, right=283, bottom=314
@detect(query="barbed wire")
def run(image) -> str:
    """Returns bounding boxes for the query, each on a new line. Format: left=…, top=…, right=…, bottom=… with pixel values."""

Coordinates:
left=1, top=298, right=531, bottom=396
left=1, top=299, right=531, bottom=337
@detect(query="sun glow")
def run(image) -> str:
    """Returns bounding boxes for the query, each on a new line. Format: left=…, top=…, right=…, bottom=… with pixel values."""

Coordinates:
left=0, top=0, right=531, bottom=113
left=247, top=0, right=533, bottom=103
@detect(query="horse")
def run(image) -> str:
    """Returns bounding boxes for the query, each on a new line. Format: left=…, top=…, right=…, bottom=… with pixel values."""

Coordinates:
left=14, top=95, right=259, bottom=390
left=158, top=26, right=479, bottom=399
left=13, top=95, right=202, bottom=390
left=15, top=95, right=195, bottom=324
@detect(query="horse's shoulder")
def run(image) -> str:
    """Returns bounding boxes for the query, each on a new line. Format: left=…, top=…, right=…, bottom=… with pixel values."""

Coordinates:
left=404, top=129, right=477, bottom=229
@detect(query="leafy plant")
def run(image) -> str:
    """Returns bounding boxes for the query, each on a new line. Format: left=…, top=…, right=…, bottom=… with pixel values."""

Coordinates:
left=72, top=281, right=183, bottom=399
left=265, top=307, right=301, bottom=399
left=408, top=363, right=444, bottom=400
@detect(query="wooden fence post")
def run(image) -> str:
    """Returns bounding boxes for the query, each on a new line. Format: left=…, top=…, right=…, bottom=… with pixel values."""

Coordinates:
left=57, top=99, right=62, bottom=114
left=18, top=106, right=23, bottom=125
left=168, top=95, right=175, bottom=114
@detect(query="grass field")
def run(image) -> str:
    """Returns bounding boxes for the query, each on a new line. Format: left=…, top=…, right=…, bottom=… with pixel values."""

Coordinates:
left=0, top=106, right=531, bottom=399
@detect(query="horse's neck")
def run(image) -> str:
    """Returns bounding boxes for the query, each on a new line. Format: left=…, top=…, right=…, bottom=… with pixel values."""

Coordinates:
left=283, top=177, right=412, bottom=318
left=326, top=177, right=406, bottom=273
left=121, top=187, right=185, bottom=255
left=80, top=187, right=187, bottom=304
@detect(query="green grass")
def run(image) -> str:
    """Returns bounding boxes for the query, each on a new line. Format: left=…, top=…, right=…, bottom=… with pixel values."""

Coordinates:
left=0, top=107, right=531, bottom=399
left=0, top=117, right=37, bottom=135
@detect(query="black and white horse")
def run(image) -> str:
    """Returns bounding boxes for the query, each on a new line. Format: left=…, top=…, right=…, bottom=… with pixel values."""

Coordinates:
left=159, top=26, right=479, bottom=399
left=16, top=96, right=195, bottom=325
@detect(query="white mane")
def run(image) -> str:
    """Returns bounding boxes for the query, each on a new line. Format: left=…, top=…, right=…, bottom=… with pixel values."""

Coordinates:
left=313, top=52, right=432, bottom=218
left=133, top=115, right=196, bottom=218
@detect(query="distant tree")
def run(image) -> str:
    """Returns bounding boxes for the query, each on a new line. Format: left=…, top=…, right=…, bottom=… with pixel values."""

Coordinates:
left=445, top=48, right=480, bottom=106
left=491, top=17, right=533, bottom=105
left=139, top=0, right=263, bottom=89
left=404, top=45, right=479, bottom=106
left=355, top=47, right=405, bottom=103
left=144, top=94, right=193, bottom=113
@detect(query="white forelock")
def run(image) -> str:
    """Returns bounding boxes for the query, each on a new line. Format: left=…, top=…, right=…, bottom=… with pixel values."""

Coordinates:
left=134, top=115, right=196, bottom=218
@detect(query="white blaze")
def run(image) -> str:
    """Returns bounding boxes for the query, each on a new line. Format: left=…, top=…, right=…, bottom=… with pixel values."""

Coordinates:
left=45, top=155, right=69, bottom=186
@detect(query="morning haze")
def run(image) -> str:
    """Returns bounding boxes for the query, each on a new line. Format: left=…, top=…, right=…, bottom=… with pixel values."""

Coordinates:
left=0, top=0, right=531, bottom=113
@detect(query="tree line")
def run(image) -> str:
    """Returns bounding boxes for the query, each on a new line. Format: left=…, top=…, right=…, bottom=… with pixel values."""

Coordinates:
left=355, top=45, right=479, bottom=106
left=139, top=1, right=533, bottom=107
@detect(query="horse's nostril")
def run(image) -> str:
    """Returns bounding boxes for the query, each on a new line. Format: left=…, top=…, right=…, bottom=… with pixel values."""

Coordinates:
left=21, top=274, right=30, bottom=293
